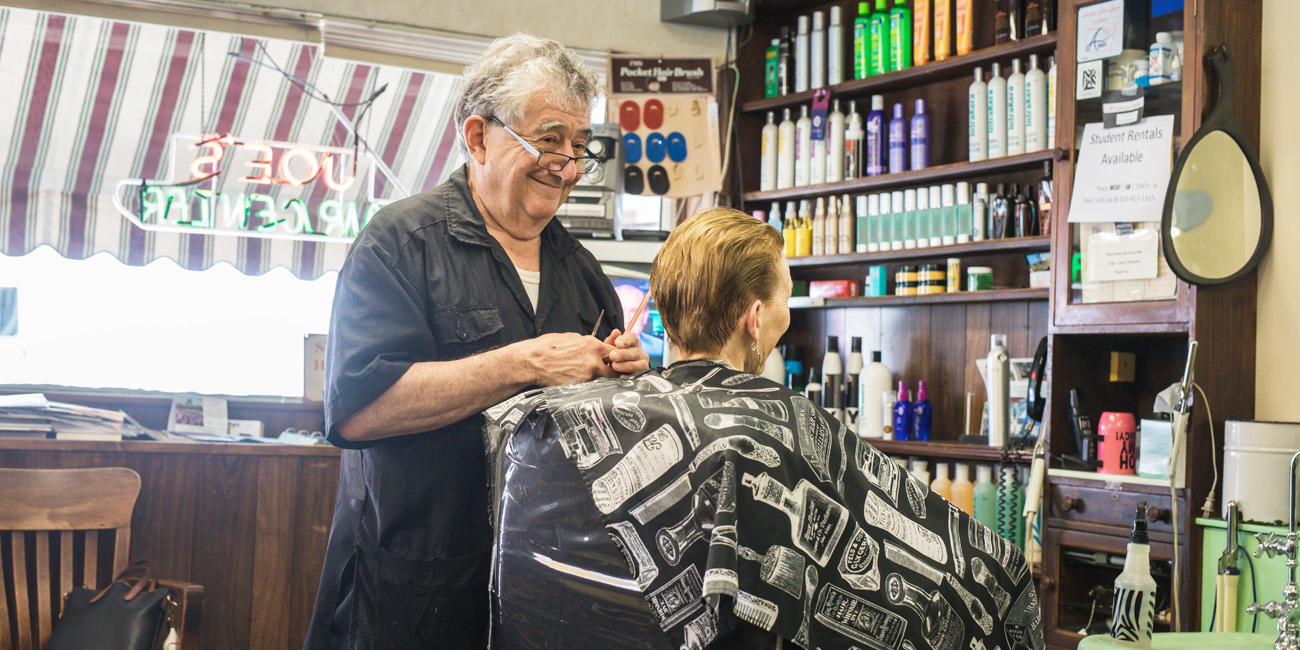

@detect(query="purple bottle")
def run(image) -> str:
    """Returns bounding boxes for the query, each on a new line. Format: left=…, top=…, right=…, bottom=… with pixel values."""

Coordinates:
left=893, top=380, right=914, bottom=441
left=866, top=95, right=886, bottom=176
left=888, top=103, right=907, bottom=174
left=910, top=98, right=930, bottom=170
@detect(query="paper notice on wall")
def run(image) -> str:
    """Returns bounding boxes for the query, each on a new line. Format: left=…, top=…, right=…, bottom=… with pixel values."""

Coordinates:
left=168, top=395, right=228, bottom=435
left=608, top=55, right=721, bottom=198
left=1077, top=0, right=1125, bottom=63
left=304, top=333, right=327, bottom=401
left=1068, top=115, right=1174, bottom=223
left=1087, top=227, right=1159, bottom=281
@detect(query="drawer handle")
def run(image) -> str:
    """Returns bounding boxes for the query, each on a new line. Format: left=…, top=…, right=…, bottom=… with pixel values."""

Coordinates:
left=1056, top=496, right=1083, bottom=514
left=1038, top=575, right=1055, bottom=592
left=1147, top=507, right=1170, bottom=523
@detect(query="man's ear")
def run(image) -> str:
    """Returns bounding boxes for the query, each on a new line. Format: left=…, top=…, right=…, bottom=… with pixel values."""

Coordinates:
left=745, top=298, right=763, bottom=343
left=463, top=116, right=490, bottom=165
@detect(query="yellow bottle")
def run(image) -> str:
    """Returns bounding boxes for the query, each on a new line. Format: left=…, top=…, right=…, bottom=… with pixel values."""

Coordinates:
left=796, top=218, right=813, bottom=257
left=784, top=217, right=797, bottom=257
left=931, top=462, right=953, bottom=501
left=951, top=462, right=974, bottom=514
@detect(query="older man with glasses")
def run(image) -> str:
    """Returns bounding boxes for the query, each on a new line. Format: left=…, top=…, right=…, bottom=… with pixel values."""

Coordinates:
left=304, top=33, right=649, bottom=650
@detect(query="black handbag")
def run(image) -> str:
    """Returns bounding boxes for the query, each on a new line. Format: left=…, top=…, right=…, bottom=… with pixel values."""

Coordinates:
left=47, top=561, right=171, bottom=650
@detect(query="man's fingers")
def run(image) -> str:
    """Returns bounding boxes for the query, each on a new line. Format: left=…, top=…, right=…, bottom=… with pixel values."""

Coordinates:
left=603, top=329, right=622, bottom=346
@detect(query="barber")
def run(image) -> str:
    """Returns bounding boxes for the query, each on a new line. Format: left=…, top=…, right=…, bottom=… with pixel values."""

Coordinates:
left=304, top=33, right=649, bottom=650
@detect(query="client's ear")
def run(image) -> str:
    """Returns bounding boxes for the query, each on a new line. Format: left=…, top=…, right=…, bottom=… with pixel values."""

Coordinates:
left=743, top=298, right=763, bottom=342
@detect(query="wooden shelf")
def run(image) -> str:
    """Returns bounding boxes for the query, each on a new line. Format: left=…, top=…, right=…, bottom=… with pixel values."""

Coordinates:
left=741, top=34, right=1059, bottom=114
left=792, top=287, right=1048, bottom=309
left=743, top=150, right=1056, bottom=203
left=787, top=236, right=1050, bottom=268
left=864, top=438, right=1033, bottom=463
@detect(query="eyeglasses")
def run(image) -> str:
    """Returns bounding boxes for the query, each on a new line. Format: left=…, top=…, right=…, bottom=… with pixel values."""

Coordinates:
left=487, top=116, right=602, bottom=175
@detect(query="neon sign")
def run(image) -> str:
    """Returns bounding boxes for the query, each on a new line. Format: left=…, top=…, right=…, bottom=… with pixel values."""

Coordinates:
left=113, top=134, right=398, bottom=243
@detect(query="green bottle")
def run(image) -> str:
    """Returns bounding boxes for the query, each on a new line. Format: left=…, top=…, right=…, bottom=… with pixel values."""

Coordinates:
left=973, top=464, right=999, bottom=531
left=854, top=1, right=872, bottom=79
left=869, top=0, right=891, bottom=76
left=764, top=39, right=779, bottom=97
left=889, top=0, right=912, bottom=72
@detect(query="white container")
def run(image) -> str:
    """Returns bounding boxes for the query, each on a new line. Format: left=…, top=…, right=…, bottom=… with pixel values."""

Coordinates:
left=778, top=108, right=796, bottom=189
left=1223, top=420, right=1300, bottom=524
left=811, top=11, right=826, bottom=89
left=829, top=6, right=845, bottom=85
left=1047, top=56, right=1057, bottom=149
left=987, top=333, right=1010, bottom=447
left=987, top=63, right=1007, bottom=158
left=796, top=15, right=810, bottom=92
left=761, top=111, right=779, bottom=191
left=866, top=193, right=880, bottom=252
left=796, top=105, right=812, bottom=186
left=859, top=351, right=893, bottom=439
left=1148, top=32, right=1173, bottom=86
left=827, top=100, right=846, bottom=183
left=1006, top=59, right=1026, bottom=156
left=1025, top=54, right=1048, bottom=153
left=969, top=68, right=989, bottom=161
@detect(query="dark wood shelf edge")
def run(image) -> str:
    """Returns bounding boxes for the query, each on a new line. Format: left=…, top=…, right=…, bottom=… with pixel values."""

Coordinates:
left=864, top=438, right=1033, bottom=463
left=741, top=34, right=1059, bottom=114
left=743, top=150, right=1057, bottom=203
left=794, top=288, right=1048, bottom=309
left=788, top=237, right=1051, bottom=268
left=1049, top=321, right=1190, bottom=336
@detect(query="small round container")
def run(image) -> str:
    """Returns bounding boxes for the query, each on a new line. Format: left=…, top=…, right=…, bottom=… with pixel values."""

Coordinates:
left=1098, top=412, right=1138, bottom=475
left=946, top=258, right=962, bottom=292
left=967, top=266, right=994, bottom=291
left=895, top=265, right=918, bottom=296
left=918, top=264, right=946, bottom=295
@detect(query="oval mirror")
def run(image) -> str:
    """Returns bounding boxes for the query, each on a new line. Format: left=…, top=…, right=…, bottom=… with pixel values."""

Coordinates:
left=1161, top=46, right=1273, bottom=285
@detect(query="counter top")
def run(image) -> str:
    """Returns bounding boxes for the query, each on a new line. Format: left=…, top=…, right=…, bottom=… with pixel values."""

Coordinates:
left=0, top=437, right=341, bottom=457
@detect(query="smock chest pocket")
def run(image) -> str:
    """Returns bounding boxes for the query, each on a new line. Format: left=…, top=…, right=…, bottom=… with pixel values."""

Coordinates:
left=431, top=305, right=505, bottom=358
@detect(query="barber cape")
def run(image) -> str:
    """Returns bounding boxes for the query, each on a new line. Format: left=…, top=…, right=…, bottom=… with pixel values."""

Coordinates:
left=484, top=360, right=1045, bottom=650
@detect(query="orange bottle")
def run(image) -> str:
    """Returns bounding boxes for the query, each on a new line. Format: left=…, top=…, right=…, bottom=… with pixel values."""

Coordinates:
left=951, top=462, right=975, bottom=514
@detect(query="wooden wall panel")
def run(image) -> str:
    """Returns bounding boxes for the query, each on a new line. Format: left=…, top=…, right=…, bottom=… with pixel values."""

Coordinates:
left=189, top=455, right=260, bottom=650
left=251, top=457, right=298, bottom=650
left=289, top=457, right=341, bottom=647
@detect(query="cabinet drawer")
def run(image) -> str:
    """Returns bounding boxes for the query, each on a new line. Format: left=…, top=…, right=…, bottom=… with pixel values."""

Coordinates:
left=1047, top=482, right=1180, bottom=533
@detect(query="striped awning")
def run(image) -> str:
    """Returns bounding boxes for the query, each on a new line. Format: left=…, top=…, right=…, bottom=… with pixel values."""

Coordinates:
left=0, top=7, right=466, bottom=279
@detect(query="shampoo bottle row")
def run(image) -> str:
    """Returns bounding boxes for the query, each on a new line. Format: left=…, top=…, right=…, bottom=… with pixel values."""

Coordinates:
left=968, top=55, right=1055, bottom=162
left=778, top=195, right=858, bottom=257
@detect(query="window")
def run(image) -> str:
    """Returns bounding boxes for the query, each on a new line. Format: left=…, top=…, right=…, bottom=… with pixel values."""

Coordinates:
left=0, top=247, right=335, bottom=397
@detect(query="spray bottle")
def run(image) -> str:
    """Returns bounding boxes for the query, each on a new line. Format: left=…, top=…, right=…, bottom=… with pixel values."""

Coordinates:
left=839, top=193, right=854, bottom=254
left=1111, top=502, right=1157, bottom=649
left=845, top=100, right=864, bottom=180
left=913, top=380, right=932, bottom=440
left=827, top=99, right=846, bottom=183
left=812, top=197, right=826, bottom=256
left=893, top=381, right=914, bottom=441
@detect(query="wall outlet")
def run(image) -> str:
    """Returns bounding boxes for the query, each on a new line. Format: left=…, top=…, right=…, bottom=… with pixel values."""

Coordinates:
left=1109, top=351, right=1136, bottom=382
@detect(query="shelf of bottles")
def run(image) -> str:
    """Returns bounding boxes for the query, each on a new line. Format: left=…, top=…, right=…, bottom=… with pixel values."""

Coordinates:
left=866, top=438, right=1033, bottom=463
left=790, top=287, right=1048, bottom=309
left=787, top=234, right=1049, bottom=268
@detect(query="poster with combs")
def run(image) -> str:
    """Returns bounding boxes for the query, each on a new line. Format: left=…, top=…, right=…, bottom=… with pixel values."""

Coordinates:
left=607, top=56, right=722, bottom=198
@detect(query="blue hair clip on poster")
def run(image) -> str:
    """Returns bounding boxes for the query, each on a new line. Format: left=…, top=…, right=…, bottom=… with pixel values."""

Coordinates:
left=623, top=133, right=643, bottom=164
left=665, top=132, right=687, bottom=162
left=645, top=133, right=667, bottom=163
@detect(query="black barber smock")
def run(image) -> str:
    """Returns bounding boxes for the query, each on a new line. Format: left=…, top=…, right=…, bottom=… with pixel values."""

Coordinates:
left=304, top=165, right=624, bottom=650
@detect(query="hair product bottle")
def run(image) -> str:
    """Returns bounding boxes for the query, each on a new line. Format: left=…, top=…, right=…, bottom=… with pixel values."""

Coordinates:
left=764, top=39, right=779, bottom=98
left=811, top=11, right=827, bottom=89
left=889, top=190, right=904, bottom=250
left=972, top=182, right=988, bottom=241
left=893, top=381, right=914, bottom=441
left=1006, top=58, right=1026, bottom=156
left=914, top=380, right=933, bottom=440
left=987, top=334, right=1010, bottom=447
left=812, top=197, right=826, bottom=256
left=825, top=196, right=840, bottom=255
left=827, top=99, right=846, bottom=183
left=987, top=63, right=1007, bottom=158
left=934, top=0, right=953, bottom=61
left=890, top=0, right=913, bottom=71
left=902, top=189, right=918, bottom=249
left=1110, top=502, right=1157, bottom=649
left=778, top=108, right=796, bottom=189
left=845, top=337, right=864, bottom=429
left=1025, top=54, right=1048, bottom=153
left=973, top=465, right=998, bottom=529
left=952, top=463, right=975, bottom=514
left=839, top=193, right=854, bottom=254
left=768, top=202, right=783, bottom=231
left=869, top=0, right=891, bottom=75
left=995, top=0, right=1021, bottom=44
left=888, top=103, right=908, bottom=174
left=969, top=68, right=988, bottom=162
left=866, top=95, right=886, bottom=176
left=1047, top=56, right=1057, bottom=149
left=955, top=0, right=974, bottom=55
left=822, top=336, right=844, bottom=421
left=829, top=6, right=845, bottom=85
left=796, top=200, right=812, bottom=256
left=989, top=184, right=1009, bottom=239
left=910, top=99, right=929, bottom=170
left=783, top=211, right=797, bottom=257
left=805, top=367, right=823, bottom=404
left=911, top=0, right=929, bottom=67
left=763, top=346, right=786, bottom=383
left=931, top=462, right=952, bottom=500
left=796, top=14, right=810, bottom=92
left=859, top=351, right=893, bottom=439
left=845, top=100, right=863, bottom=180
left=858, top=194, right=872, bottom=252
left=796, top=105, right=812, bottom=186
left=866, top=194, right=881, bottom=252
left=854, top=2, right=872, bottom=79
left=761, top=111, right=779, bottom=191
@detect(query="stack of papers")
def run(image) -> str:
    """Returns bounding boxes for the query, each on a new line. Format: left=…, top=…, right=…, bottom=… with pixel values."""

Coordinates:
left=0, top=393, right=163, bottom=441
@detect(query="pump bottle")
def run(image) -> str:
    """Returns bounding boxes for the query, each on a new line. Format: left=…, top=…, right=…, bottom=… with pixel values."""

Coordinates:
left=1025, top=54, right=1048, bottom=152
left=796, top=105, right=812, bottom=186
left=777, top=108, right=796, bottom=189
left=988, top=63, right=1007, bottom=158
left=969, top=68, right=988, bottom=161
left=1006, top=59, right=1026, bottom=156
left=858, top=351, right=892, bottom=438
left=827, top=100, right=846, bottom=183
left=914, top=380, right=933, bottom=440
left=839, top=193, right=854, bottom=254
left=987, top=334, right=1010, bottom=447
left=845, top=100, right=864, bottom=179
left=1110, top=502, right=1157, bottom=649
left=893, top=381, right=914, bottom=441
left=761, top=112, right=779, bottom=191
left=812, top=197, right=826, bottom=256
left=951, top=463, right=975, bottom=514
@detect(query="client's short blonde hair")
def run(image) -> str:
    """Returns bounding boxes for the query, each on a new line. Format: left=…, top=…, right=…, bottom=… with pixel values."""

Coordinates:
left=650, top=208, right=784, bottom=355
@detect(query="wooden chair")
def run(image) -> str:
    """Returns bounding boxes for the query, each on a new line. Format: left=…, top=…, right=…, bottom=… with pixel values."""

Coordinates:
left=0, top=467, right=203, bottom=650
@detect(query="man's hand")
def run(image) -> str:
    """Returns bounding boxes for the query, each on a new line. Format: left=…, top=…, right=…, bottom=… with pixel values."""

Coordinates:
left=603, top=329, right=651, bottom=376
left=527, top=333, right=619, bottom=386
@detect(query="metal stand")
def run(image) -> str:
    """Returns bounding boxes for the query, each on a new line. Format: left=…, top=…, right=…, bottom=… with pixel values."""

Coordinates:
left=1246, top=450, right=1300, bottom=650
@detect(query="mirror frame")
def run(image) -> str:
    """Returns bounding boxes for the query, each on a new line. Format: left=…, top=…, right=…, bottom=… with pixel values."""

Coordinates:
left=1160, top=45, right=1274, bottom=286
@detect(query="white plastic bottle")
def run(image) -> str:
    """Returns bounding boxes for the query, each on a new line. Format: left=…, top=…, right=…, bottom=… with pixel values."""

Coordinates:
left=858, top=351, right=893, bottom=439
left=866, top=193, right=880, bottom=253
left=796, top=105, right=812, bottom=186
left=988, top=62, right=1007, bottom=158
left=987, top=333, right=1010, bottom=447
left=1111, top=503, right=1158, bottom=649
left=929, top=185, right=943, bottom=247
left=824, top=196, right=840, bottom=255
left=812, top=196, right=826, bottom=256
left=1025, top=54, right=1048, bottom=153
left=777, top=108, right=796, bottom=189
left=1045, top=55, right=1055, bottom=148
left=889, top=190, right=904, bottom=251
left=845, top=100, right=864, bottom=180
left=796, top=15, right=810, bottom=93
left=822, top=336, right=844, bottom=423
left=1148, top=32, right=1172, bottom=86
left=973, top=182, right=988, bottom=241
left=761, top=111, right=779, bottom=191
left=969, top=68, right=988, bottom=162
left=827, top=100, right=846, bottom=183
left=839, top=193, right=854, bottom=254
left=955, top=181, right=972, bottom=244
left=768, top=202, right=783, bottom=231
left=811, top=11, right=826, bottom=89
left=910, top=459, right=931, bottom=486
left=1006, top=58, right=1026, bottom=156
left=940, top=184, right=956, bottom=246
left=856, top=195, right=870, bottom=253
left=903, top=188, right=917, bottom=250
left=829, top=6, right=845, bottom=85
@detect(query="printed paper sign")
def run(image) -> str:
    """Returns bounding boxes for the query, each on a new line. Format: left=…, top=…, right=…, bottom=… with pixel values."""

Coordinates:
left=1087, top=228, right=1159, bottom=281
left=1077, top=0, right=1125, bottom=63
left=1077, top=60, right=1104, bottom=100
left=1068, top=115, right=1174, bottom=223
